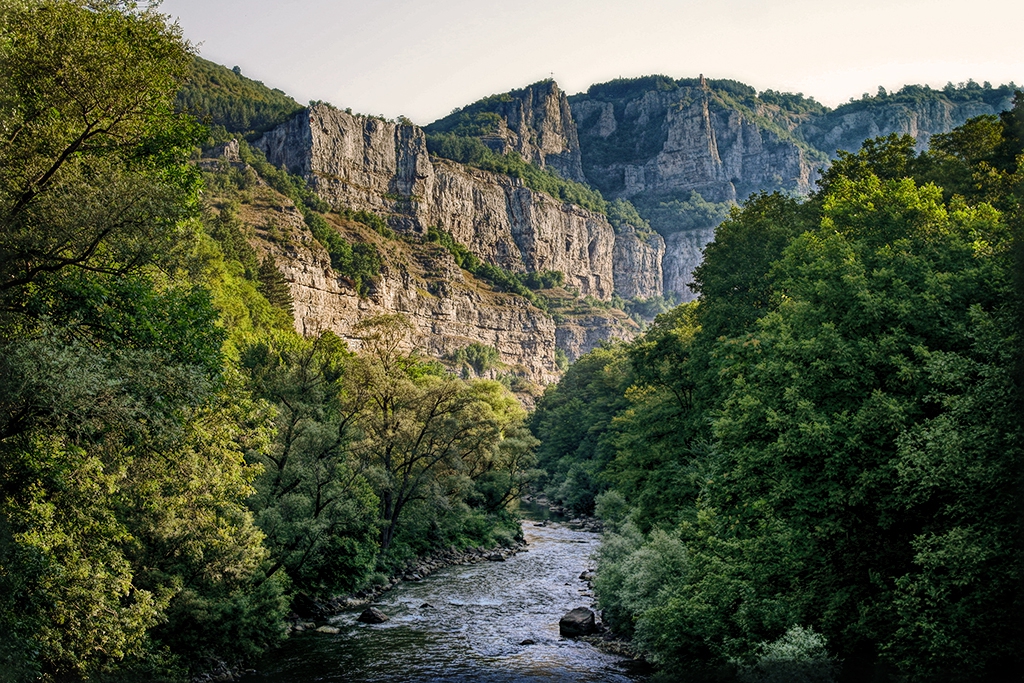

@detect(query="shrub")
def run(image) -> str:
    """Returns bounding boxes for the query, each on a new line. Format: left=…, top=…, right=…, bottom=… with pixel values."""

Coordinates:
left=734, top=626, right=839, bottom=683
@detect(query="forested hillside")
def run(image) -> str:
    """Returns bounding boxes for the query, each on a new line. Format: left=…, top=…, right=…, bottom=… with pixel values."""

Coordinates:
left=531, top=106, right=1024, bottom=680
left=175, top=56, right=303, bottom=140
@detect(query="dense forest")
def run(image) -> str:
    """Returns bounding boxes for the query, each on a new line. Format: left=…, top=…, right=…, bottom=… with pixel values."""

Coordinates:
left=531, top=109, right=1024, bottom=679
left=0, top=3, right=534, bottom=680
left=2, top=2, right=1022, bottom=683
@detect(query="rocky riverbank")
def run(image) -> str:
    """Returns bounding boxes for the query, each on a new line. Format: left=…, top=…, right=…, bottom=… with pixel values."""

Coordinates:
left=286, top=539, right=529, bottom=629
left=573, top=571, right=648, bottom=665
left=191, top=540, right=528, bottom=682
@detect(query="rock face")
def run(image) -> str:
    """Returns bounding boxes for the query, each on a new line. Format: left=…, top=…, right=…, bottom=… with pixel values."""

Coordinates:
left=256, top=105, right=433, bottom=229
left=570, top=79, right=1015, bottom=300
left=611, top=225, right=664, bottom=299
left=555, top=313, right=634, bottom=363
left=218, top=166, right=563, bottom=385
left=800, top=95, right=1015, bottom=155
left=571, top=85, right=819, bottom=299
left=247, top=78, right=1015, bottom=375
left=662, top=227, right=717, bottom=302
left=473, top=80, right=587, bottom=184
left=572, top=86, right=819, bottom=204
left=275, top=221, right=562, bottom=385
left=427, top=160, right=615, bottom=299
left=559, top=607, right=597, bottom=637
left=256, top=104, right=619, bottom=300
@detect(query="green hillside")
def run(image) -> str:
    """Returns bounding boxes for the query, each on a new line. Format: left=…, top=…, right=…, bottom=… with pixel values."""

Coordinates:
left=176, top=56, right=303, bottom=139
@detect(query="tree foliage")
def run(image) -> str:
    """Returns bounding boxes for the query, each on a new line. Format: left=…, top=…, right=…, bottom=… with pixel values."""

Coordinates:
left=176, top=56, right=302, bottom=140
left=344, top=315, right=535, bottom=554
left=533, top=101, right=1024, bottom=680
left=0, top=4, right=293, bottom=678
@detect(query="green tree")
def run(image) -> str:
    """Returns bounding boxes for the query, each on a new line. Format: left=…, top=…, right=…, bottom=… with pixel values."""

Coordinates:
left=564, top=122, right=1023, bottom=679
left=0, top=2, right=285, bottom=678
left=346, top=315, right=532, bottom=552
left=688, top=171, right=1019, bottom=677
left=0, top=0, right=202, bottom=298
left=241, top=331, right=379, bottom=594
left=529, top=343, right=632, bottom=514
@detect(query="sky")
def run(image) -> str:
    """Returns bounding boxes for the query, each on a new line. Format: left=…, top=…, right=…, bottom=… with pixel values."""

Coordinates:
left=160, top=0, right=1024, bottom=125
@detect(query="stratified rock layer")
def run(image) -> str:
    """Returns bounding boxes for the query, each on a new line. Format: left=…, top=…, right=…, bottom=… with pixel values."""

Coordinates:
left=256, top=105, right=621, bottom=301
left=477, top=81, right=587, bottom=184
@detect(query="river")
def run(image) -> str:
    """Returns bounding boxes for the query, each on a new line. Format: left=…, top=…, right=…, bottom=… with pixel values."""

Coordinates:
left=238, top=513, right=648, bottom=682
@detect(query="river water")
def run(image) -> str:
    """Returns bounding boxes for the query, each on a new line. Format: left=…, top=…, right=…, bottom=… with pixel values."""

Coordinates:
left=239, top=516, right=647, bottom=682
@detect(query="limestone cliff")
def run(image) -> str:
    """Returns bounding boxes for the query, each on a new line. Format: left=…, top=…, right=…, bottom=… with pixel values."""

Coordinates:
left=799, top=92, right=1015, bottom=155
left=207, top=156, right=562, bottom=387
left=571, top=82, right=820, bottom=299
left=426, top=81, right=587, bottom=184
left=255, top=104, right=619, bottom=300
left=255, top=105, right=433, bottom=227
left=611, top=225, right=664, bottom=300
left=570, top=79, right=1016, bottom=300
left=572, top=85, right=820, bottom=204
left=426, top=160, right=615, bottom=299
left=662, top=227, right=717, bottom=302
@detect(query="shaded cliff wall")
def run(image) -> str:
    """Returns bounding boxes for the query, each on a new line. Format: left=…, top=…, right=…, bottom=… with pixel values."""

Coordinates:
left=799, top=95, right=1016, bottom=155
left=572, top=87, right=819, bottom=204
left=572, top=87, right=818, bottom=299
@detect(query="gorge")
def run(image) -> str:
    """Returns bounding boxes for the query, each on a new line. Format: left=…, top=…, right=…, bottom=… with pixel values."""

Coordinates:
left=212, top=71, right=1016, bottom=387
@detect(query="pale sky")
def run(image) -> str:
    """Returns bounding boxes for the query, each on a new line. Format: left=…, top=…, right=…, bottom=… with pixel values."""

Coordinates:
left=160, top=0, right=1024, bottom=125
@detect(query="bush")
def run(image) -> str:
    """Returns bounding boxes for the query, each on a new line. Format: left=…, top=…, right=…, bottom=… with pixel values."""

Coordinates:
left=734, top=626, right=839, bottom=683
left=449, top=343, right=500, bottom=375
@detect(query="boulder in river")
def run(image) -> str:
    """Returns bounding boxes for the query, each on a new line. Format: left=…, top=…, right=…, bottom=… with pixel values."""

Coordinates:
left=357, top=607, right=389, bottom=624
left=315, top=625, right=340, bottom=634
left=559, top=607, right=597, bottom=636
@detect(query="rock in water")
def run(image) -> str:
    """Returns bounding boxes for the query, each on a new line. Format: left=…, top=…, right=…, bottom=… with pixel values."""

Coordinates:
left=315, top=625, right=340, bottom=634
left=559, top=607, right=597, bottom=636
left=357, top=607, right=389, bottom=624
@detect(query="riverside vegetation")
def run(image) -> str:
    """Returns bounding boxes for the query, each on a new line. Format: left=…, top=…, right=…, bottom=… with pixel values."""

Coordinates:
left=530, top=109, right=1024, bottom=680
left=1, top=3, right=535, bottom=680
left=1, top=2, right=1021, bottom=683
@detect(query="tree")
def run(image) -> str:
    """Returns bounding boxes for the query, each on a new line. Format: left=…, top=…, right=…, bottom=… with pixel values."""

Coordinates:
left=694, top=170, right=1019, bottom=678
left=345, top=315, right=531, bottom=552
left=529, top=343, right=632, bottom=514
left=241, top=331, right=379, bottom=594
left=0, top=0, right=202, bottom=300
left=575, top=127, right=1023, bottom=679
left=0, top=2, right=285, bottom=678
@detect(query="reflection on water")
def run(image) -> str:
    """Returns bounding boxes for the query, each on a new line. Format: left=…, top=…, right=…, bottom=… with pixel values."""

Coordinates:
left=240, top=519, right=646, bottom=683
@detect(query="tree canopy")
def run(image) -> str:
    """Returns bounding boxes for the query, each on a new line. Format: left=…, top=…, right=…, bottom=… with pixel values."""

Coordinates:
left=531, top=99, right=1024, bottom=681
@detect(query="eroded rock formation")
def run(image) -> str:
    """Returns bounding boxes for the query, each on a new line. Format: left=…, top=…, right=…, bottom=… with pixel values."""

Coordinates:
left=256, top=104, right=620, bottom=300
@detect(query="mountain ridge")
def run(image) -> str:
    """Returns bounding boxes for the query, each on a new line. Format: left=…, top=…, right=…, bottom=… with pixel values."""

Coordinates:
left=181, top=58, right=1019, bottom=385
